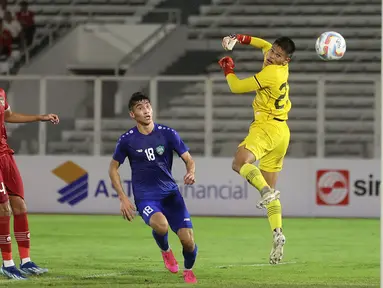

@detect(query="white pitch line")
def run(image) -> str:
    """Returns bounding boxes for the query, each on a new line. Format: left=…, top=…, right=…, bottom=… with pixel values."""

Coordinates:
left=0, top=266, right=379, bottom=288
left=0, top=268, right=165, bottom=283
left=0, top=263, right=297, bottom=283
left=83, top=268, right=165, bottom=279
left=216, top=261, right=297, bottom=268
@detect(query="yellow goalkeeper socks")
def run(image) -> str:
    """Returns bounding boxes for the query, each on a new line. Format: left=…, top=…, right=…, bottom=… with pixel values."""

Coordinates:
left=266, top=199, right=282, bottom=232
left=239, top=163, right=282, bottom=232
left=239, top=163, right=270, bottom=194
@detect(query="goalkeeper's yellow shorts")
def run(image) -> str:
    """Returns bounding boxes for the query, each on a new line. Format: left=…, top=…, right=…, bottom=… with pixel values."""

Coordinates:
left=238, top=113, right=290, bottom=172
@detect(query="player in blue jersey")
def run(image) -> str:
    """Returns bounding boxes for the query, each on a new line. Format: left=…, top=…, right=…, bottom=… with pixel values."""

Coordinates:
left=108, top=92, right=198, bottom=284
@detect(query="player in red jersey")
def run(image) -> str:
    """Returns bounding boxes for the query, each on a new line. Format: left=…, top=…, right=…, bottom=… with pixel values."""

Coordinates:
left=0, top=88, right=59, bottom=280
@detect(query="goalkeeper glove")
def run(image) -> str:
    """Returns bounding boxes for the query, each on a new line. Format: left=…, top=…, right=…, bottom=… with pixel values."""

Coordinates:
left=218, top=56, right=235, bottom=76
left=230, top=34, right=251, bottom=45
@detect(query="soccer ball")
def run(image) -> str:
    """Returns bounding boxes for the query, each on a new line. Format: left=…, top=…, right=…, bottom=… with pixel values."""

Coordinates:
left=315, top=31, right=346, bottom=61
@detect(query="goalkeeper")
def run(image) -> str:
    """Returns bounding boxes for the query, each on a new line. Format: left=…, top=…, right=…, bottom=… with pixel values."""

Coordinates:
left=219, top=34, right=295, bottom=265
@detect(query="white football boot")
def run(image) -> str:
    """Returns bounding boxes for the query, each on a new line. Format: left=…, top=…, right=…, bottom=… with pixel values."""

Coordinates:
left=269, top=231, right=286, bottom=264
left=256, top=188, right=280, bottom=209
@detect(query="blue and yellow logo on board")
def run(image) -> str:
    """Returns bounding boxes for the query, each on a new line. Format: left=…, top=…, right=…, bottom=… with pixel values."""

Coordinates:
left=52, top=161, right=88, bottom=206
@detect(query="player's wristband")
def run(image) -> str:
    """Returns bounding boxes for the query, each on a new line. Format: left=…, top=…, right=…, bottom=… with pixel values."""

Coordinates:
left=223, top=66, right=234, bottom=76
left=234, top=34, right=251, bottom=45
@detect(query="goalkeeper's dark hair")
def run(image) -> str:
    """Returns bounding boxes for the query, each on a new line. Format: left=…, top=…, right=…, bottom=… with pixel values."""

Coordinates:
left=274, top=37, right=296, bottom=58
left=129, top=92, right=150, bottom=111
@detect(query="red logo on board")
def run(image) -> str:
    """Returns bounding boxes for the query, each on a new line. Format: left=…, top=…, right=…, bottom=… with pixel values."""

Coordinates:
left=316, top=170, right=349, bottom=206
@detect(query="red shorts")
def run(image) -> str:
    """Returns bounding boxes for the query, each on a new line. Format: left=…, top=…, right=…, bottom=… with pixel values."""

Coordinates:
left=0, top=154, right=24, bottom=203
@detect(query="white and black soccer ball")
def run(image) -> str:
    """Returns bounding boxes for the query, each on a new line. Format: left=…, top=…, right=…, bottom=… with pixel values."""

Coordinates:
left=315, top=31, right=346, bottom=61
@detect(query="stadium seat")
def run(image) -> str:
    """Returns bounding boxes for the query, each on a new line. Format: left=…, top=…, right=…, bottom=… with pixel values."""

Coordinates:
left=200, top=4, right=379, bottom=16
left=9, top=0, right=161, bottom=28
left=189, top=27, right=381, bottom=40
left=188, top=15, right=380, bottom=28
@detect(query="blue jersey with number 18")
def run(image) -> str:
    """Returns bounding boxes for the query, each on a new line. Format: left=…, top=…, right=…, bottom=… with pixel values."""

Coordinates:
left=112, top=123, right=189, bottom=201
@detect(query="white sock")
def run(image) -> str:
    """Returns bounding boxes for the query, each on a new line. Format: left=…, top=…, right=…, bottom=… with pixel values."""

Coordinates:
left=21, top=258, right=31, bottom=265
left=3, top=260, right=15, bottom=267
left=162, top=247, right=171, bottom=253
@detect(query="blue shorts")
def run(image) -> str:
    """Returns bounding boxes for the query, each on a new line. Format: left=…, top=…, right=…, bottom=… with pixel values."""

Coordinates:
left=136, top=192, right=193, bottom=233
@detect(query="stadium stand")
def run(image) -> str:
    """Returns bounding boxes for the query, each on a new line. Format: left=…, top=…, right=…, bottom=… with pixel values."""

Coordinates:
left=5, top=0, right=381, bottom=159
left=3, top=0, right=165, bottom=74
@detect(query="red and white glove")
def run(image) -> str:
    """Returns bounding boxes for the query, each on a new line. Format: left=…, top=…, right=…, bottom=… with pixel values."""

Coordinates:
left=230, top=34, right=252, bottom=45
left=222, top=36, right=237, bottom=51
left=218, top=56, right=235, bottom=76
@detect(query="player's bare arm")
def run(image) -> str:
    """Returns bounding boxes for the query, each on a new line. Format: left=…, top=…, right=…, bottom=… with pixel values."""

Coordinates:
left=4, top=109, right=59, bottom=124
left=180, top=151, right=195, bottom=185
left=108, top=159, right=136, bottom=221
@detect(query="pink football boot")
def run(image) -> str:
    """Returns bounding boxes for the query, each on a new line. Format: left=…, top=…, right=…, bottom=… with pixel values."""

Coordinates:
left=183, top=270, right=197, bottom=283
left=161, top=249, right=179, bottom=273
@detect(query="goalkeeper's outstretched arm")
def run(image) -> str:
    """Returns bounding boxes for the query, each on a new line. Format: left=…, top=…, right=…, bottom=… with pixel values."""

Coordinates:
left=226, top=74, right=258, bottom=94
left=218, top=56, right=270, bottom=94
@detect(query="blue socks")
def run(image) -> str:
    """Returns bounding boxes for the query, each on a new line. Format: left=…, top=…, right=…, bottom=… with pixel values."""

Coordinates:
left=152, top=230, right=169, bottom=251
left=183, top=244, right=198, bottom=269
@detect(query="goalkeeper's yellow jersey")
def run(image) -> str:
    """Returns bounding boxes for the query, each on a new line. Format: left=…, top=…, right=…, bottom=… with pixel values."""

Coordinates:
left=226, top=37, right=291, bottom=121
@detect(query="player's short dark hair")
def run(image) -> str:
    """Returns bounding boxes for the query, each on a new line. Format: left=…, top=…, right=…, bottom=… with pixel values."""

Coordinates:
left=273, top=37, right=296, bottom=58
left=128, top=92, right=150, bottom=111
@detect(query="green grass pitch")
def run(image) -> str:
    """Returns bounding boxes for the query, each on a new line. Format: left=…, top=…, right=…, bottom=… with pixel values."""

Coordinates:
left=0, top=215, right=379, bottom=287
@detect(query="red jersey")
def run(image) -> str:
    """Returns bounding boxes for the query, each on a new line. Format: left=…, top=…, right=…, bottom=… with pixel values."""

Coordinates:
left=0, top=89, right=13, bottom=155
left=0, top=30, right=12, bottom=56
left=16, top=11, right=34, bottom=27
